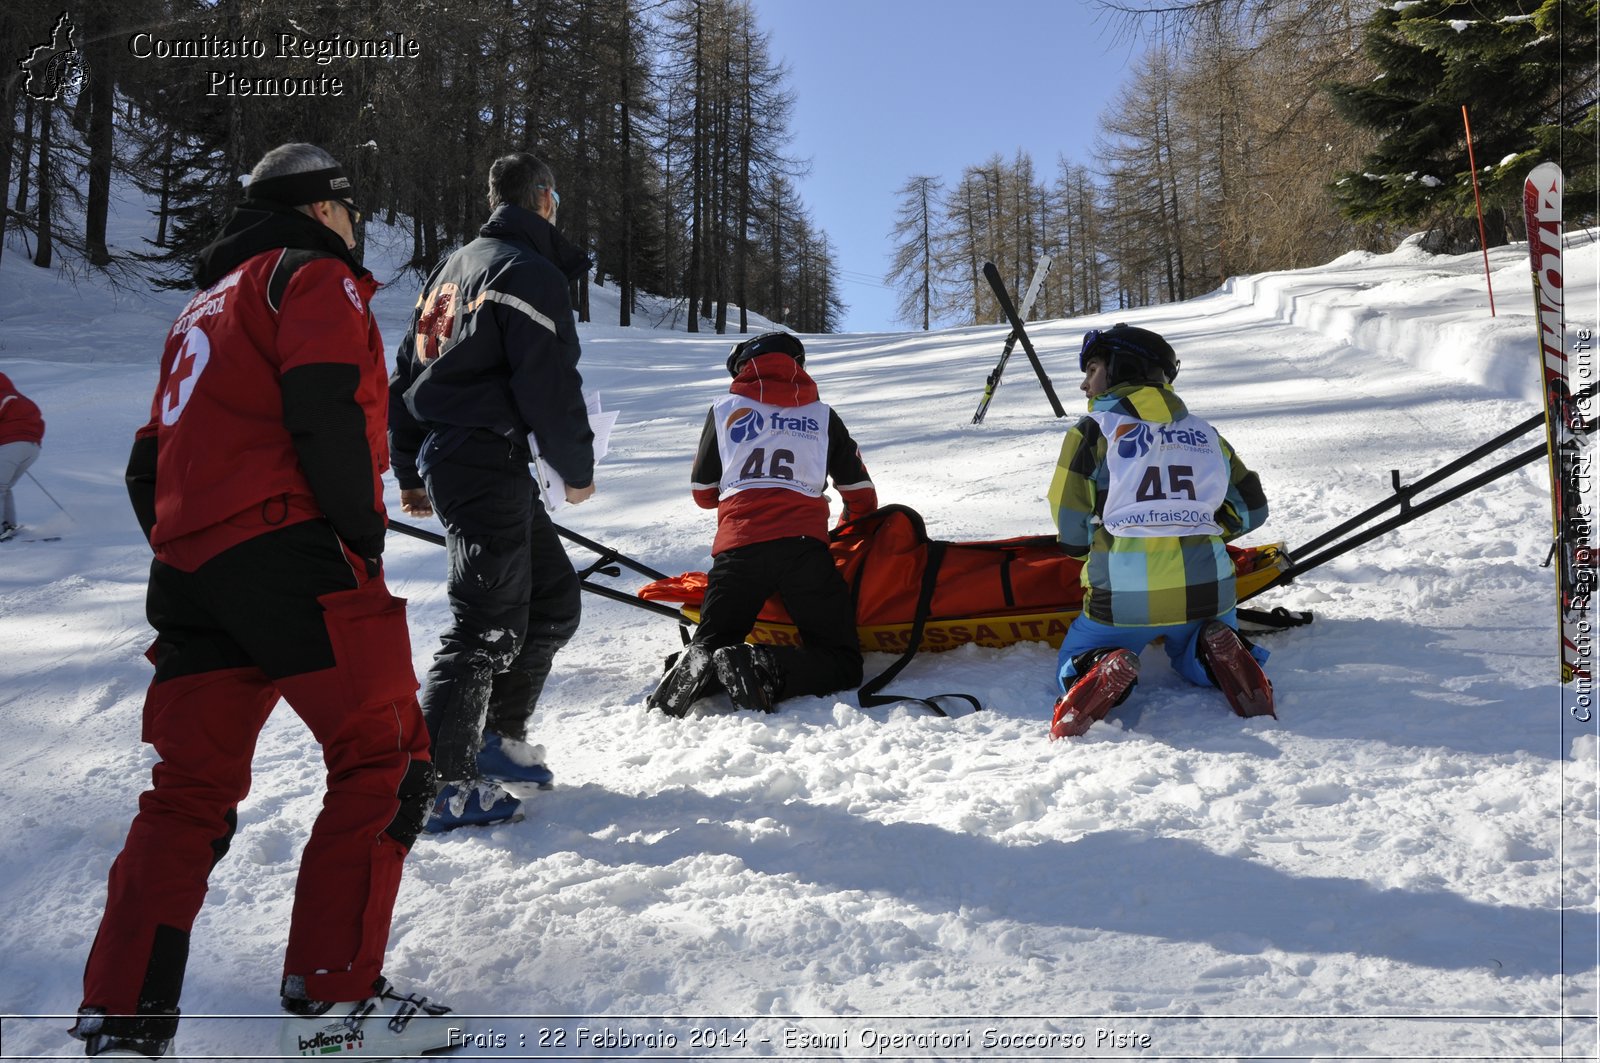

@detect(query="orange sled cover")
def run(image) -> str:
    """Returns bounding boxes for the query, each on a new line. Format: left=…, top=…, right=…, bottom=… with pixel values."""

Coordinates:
left=639, top=505, right=1290, bottom=654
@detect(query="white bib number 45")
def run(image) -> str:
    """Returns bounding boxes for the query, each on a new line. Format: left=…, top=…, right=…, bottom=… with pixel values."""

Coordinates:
left=1093, top=412, right=1229, bottom=537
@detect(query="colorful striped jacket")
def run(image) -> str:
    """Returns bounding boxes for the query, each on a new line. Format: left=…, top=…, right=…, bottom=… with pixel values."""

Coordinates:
left=1048, top=383, right=1268, bottom=627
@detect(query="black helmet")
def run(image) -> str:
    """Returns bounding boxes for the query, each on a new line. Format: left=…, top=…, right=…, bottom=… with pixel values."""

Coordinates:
left=1079, top=324, right=1179, bottom=384
left=727, top=331, right=805, bottom=377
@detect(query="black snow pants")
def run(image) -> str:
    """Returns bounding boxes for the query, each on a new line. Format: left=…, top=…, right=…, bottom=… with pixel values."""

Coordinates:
left=692, top=536, right=863, bottom=701
left=420, top=430, right=581, bottom=782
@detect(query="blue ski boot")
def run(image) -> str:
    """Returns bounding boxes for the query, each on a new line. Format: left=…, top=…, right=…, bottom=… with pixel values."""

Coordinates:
left=477, top=733, right=555, bottom=789
left=423, top=780, right=523, bottom=834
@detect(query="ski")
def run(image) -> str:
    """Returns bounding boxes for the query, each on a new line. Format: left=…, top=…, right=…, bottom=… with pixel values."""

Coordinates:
left=1524, top=162, right=1594, bottom=684
left=981, top=261, right=1067, bottom=419
left=972, top=254, right=1053, bottom=424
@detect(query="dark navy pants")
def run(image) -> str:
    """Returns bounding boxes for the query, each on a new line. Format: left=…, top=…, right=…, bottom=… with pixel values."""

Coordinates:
left=420, top=431, right=581, bottom=781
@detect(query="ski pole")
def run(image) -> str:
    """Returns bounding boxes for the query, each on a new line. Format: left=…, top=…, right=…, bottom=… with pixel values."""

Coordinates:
left=24, top=470, right=74, bottom=522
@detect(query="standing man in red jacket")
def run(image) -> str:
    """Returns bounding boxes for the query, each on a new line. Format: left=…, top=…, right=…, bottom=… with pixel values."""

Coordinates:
left=0, top=370, right=44, bottom=541
left=71, top=144, right=454, bottom=1060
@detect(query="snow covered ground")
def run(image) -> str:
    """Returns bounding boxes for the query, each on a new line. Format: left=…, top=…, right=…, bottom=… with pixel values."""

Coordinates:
left=0, top=190, right=1595, bottom=1061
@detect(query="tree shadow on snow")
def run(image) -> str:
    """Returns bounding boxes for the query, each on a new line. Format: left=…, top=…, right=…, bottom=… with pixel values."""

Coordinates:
left=532, top=783, right=1588, bottom=979
left=1218, top=615, right=1573, bottom=761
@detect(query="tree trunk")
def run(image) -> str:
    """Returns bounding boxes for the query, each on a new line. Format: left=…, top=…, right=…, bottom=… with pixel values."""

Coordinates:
left=685, top=1, right=705, bottom=333
left=33, top=101, right=54, bottom=268
left=919, top=179, right=931, bottom=330
left=16, top=95, right=34, bottom=217
left=0, top=83, right=14, bottom=269
left=617, top=30, right=634, bottom=328
left=154, top=128, right=176, bottom=248
left=84, top=34, right=115, bottom=266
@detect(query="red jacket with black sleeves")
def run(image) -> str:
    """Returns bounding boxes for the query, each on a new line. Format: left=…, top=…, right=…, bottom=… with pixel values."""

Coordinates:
left=0, top=373, right=44, bottom=446
left=126, top=204, right=390, bottom=573
left=690, top=352, right=877, bottom=555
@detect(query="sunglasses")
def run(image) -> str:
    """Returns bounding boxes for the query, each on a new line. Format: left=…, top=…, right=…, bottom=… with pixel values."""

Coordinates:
left=536, top=185, right=560, bottom=213
left=337, top=199, right=362, bottom=225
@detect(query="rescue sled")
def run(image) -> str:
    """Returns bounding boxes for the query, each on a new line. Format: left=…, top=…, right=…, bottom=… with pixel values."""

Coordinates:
left=637, top=504, right=1292, bottom=656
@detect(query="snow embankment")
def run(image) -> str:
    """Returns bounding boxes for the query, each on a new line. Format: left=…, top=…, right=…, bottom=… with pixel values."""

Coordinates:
left=1222, top=230, right=1598, bottom=406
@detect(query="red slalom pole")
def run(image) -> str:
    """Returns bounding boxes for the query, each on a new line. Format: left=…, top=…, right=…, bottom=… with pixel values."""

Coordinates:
left=1462, top=105, right=1497, bottom=316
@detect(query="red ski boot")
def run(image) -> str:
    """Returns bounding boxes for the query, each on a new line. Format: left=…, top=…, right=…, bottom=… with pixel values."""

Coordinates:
left=1199, top=621, right=1275, bottom=718
left=1050, top=649, right=1140, bottom=740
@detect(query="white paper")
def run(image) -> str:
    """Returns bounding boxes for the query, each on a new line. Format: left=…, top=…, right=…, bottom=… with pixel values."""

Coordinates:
left=531, top=390, right=615, bottom=514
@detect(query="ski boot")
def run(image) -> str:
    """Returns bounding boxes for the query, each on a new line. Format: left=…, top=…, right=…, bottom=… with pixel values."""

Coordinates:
left=477, top=733, right=555, bottom=789
left=279, top=976, right=455, bottom=1058
left=646, top=643, right=717, bottom=718
left=423, top=779, right=523, bottom=834
left=1050, top=649, right=1140, bottom=739
left=68, top=1010, right=172, bottom=1059
left=712, top=644, right=781, bottom=713
left=1198, top=620, right=1275, bottom=718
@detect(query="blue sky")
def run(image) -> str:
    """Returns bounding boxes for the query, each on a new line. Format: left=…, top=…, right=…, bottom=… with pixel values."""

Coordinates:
left=748, top=0, right=1149, bottom=333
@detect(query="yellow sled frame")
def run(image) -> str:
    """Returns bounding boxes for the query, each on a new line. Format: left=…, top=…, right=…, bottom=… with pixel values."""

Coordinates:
left=681, top=543, right=1293, bottom=654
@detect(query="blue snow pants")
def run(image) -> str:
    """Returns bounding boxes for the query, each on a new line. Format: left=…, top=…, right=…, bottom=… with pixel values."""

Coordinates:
left=1055, top=609, right=1268, bottom=692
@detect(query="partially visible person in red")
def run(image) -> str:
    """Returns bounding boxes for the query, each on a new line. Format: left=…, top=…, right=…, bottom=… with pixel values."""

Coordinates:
left=71, top=143, right=456, bottom=1061
left=0, top=371, right=44, bottom=541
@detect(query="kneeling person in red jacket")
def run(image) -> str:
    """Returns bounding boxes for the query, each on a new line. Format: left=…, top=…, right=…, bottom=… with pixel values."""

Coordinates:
left=649, top=333, right=877, bottom=716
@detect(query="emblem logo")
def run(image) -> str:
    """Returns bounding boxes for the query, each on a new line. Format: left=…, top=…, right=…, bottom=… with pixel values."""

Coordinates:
left=414, top=283, right=459, bottom=363
left=1113, top=422, right=1153, bottom=458
left=726, top=407, right=765, bottom=444
left=19, top=13, right=83, bottom=102
left=160, top=327, right=211, bottom=426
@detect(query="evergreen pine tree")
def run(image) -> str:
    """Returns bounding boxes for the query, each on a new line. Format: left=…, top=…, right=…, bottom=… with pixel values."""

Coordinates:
left=1329, top=0, right=1596, bottom=246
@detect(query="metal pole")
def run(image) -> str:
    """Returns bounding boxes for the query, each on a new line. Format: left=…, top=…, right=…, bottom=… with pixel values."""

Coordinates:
left=24, top=470, right=73, bottom=521
left=386, top=518, right=685, bottom=622
left=1462, top=105, right=1497, bottom=317
left=1258, top=442, right=1547, bottom=592
left=1292, top=379, right=1599, bottom=559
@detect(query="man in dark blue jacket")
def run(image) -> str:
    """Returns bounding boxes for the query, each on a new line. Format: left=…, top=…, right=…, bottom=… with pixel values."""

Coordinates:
left=390, top=153, right=595, bottom=832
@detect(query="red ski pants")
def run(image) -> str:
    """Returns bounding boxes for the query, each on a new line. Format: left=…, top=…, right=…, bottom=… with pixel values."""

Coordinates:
left=81, top=521, right=432, bottom=1031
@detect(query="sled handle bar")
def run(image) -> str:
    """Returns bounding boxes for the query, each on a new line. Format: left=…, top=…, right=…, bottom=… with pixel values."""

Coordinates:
left=1292, top=378, right=1597, bottom=559
left=1257, top=441, right=1547, bottom=594
left=387, top=518, right=687, bottom=623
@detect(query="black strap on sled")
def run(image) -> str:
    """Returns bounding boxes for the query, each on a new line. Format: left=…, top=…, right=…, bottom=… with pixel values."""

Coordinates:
left=856, top=540, right=984, bottom=718
left=1236, top=605, right=1314, bottom=633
